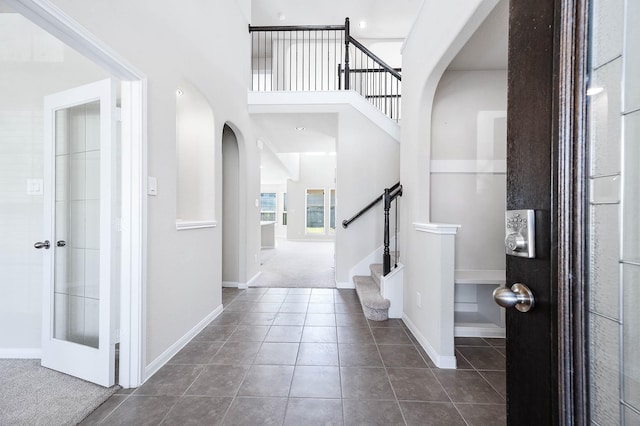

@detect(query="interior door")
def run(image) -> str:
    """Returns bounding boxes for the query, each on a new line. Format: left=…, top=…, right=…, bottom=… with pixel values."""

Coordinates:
left=38, top=79, right=116, bottom=387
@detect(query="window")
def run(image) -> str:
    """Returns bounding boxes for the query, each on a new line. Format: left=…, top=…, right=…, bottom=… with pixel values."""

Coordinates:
left=330, top=189, right=336, bottom=231
left=282, top=192, right=288, bottom=226
left=260, top=192, right=276, bottom=222
left=306, top=189, right=325, bottom=234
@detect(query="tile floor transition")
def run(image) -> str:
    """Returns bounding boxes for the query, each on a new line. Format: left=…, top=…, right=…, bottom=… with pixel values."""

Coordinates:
left=81, top=287, right=506, bottom=425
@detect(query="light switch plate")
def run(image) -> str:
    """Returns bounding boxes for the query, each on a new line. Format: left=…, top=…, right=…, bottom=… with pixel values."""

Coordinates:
left=147, top=177, right=158, bottom=196
left=27, top=179, right=43, bottom=195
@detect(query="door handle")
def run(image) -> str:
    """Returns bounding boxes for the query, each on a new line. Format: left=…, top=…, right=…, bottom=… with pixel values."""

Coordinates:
left=493, top=283, right=535, bottom=312
left=56, top=240, right=67, bottom=247
left=34, top=240, right=51, bottom=249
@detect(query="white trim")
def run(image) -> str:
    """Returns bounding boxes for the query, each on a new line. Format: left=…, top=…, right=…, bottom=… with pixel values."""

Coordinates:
left=120, top=79, right=147, bottom=389
left=7, top=0, right=147, bottom=388
left=0, top=349, right=42, bottom=359
left=413, top=222, right=461, bottom=235
left=336, top=281, right=355, bottom=289
left=144, top=305, right=223, bottom=382
left=243, top=272, right=262, bottom=289
left=222, top=281, right=240, bottom=288
left=402, top=314, right=457, bottom=369
left=454, top=323, right=506, bottom=338
left=430, top=160, right=506, bottom=174
left=5, top=0, right=143, bottom=80
left=454, top=269, right=506, bottom=285
left=175, top=220, right=218, bottom=230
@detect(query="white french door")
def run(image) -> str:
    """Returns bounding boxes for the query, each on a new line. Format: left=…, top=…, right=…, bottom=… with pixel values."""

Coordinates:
left=39, top=79, right=116, bottom=387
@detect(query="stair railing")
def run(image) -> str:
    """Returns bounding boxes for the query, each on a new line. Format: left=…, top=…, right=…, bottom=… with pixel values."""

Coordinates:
left=342, top=182, right=403, bottom=276
left=249, top=18, right=401, bottom=122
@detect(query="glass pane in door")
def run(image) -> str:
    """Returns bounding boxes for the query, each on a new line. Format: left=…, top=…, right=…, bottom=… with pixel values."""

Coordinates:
left=587, top=1, right=640, bottom=424
left=53, top=101, right=100, bottom=349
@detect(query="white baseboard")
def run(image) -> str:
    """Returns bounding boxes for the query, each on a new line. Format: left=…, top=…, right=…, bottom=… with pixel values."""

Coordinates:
left=244, top=272, right=262, bottom=288
left=222, top=281, right=240, bottom=288
left=0, top=348, right=42, bottom=359
left=402, top=314, right=457, bottom=369
left=144, top=304, right=223, bottom=382
left=336, top=281, right=355, bottom=289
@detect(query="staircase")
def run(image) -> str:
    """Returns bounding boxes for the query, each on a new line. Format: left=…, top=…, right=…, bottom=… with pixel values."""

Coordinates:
left=353, top=248, right=403, bottom=321
left=354, top=263, right=390, bottom=321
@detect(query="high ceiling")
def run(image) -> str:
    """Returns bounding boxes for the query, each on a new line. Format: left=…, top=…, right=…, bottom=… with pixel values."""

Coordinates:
left=251, top=0, right=424, bottom=40
left=252, top=0, right=509, bottom=183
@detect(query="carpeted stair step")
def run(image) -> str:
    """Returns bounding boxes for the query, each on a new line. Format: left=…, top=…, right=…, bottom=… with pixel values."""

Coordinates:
left=370, top=263, right=383, bottom=286
left=354, top=275, right=390, bottom=321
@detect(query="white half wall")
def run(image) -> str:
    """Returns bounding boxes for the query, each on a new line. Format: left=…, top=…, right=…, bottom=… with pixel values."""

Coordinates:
left=400, top=0, right=499, bottom=366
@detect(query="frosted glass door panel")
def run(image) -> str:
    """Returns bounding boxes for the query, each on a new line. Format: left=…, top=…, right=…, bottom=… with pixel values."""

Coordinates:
left=54, top=102, right=100, bottom=349
left=42, top=78, right=115, bottom=387
left=587, top=1, right=640, bottom=424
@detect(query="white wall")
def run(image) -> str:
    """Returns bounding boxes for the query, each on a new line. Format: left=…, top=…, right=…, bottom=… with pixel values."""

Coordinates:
left=399, top=0, right=499, bottom=366
left=334, top=108, right=400, bottom=286
left=430, top=70, right=506, bottom=273
left=0, top=13, right=110, bottom=355
left=286, top=153, right=336, bottom=241
left=50, top=0, right=261, bottom=368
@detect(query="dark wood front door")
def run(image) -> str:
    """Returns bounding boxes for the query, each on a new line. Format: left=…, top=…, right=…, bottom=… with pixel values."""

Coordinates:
left=506, top=0, right=588, bottom=424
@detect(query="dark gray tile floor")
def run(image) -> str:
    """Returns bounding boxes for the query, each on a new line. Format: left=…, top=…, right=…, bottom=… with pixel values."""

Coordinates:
left=81, top=288, right=506, bottom=425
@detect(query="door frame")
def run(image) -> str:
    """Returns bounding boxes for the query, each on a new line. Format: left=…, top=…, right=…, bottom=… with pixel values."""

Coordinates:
left=6, top=0, right=147, bottom=388
left=556, top=0, right=589, bottom=423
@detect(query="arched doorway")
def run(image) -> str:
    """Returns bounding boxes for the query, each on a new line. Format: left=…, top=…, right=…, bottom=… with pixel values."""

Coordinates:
left=222, top=124, right=240, bottom=287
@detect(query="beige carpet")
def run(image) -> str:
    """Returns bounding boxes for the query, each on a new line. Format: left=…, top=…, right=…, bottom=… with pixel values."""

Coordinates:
left=252, top=238, right=336, bottom=287
left=0, top=359, right=118, bottom=425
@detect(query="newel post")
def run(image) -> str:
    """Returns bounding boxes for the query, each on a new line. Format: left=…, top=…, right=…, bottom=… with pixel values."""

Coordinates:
left=344, top=17, right=350, bottom=90
left=383, top=187, right=391, bottom=275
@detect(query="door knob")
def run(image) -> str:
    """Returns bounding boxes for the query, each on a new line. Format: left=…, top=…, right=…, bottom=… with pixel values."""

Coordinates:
left=493, top=283, right=535, bottom=312
left=56, top=240, right=67, bottom=247
left=34, top=240, right=51, bottom=249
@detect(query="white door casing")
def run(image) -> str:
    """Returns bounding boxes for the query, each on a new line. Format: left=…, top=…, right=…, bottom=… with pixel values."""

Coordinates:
left=41, top=78, right=116, bottom=387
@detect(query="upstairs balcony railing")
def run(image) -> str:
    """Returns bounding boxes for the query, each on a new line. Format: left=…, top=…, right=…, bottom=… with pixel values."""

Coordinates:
left=249, top=18, right=401, bottom=122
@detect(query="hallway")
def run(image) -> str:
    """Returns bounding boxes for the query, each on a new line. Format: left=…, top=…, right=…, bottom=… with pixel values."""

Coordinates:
left=81, top=287, right=505, bottom=425
left=253, top=239, right=336, bottom=288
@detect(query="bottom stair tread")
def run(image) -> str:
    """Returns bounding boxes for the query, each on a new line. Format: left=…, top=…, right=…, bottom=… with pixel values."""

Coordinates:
left=354, top=275, right=390, bottom=321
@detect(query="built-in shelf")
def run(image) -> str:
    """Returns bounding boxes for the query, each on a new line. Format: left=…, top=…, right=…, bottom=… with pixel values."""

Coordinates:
left=176, top=220, right=217, bottom=230
left=454, top=270, right=505, bottom=338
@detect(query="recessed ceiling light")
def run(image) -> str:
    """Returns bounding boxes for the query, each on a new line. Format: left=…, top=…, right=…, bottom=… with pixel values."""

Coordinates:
left=295, top=126, right=305, bottom=131
left=358, top=20, right=367, bottom=29
left=586, top=86, right=603, bottom=96
left=176, top=88, right=184, bottom=96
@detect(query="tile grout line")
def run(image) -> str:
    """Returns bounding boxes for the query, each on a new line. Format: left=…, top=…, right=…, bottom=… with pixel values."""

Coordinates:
left=218, top=288, right=275, bottom=425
